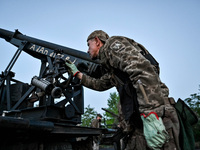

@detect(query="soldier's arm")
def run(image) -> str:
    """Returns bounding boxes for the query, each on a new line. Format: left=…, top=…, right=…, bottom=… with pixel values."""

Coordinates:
left=77, top=72, right=114, bottom=91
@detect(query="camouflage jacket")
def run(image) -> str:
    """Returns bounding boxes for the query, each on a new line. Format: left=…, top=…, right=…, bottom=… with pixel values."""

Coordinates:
left=91, top=119, right=101, bottom=128
left=81, top=36, right=169, bottom=115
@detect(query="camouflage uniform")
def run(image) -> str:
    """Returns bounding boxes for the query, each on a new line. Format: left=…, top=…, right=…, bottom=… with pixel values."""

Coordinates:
left=91, top=117, right=102, bottom=150
left=82, top=32, right=180, bottom=149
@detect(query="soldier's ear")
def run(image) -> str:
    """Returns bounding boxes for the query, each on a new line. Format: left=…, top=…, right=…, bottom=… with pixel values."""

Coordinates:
left=95, top=37, right=101, bottom=46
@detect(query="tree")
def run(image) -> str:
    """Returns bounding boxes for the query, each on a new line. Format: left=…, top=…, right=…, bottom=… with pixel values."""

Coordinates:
left=81, top=104, right=97, bottom=127
left=185, top=93, right=200, bottom=117
left=184, top=86, right=200, bottom=142
left=103, top=92, right=120, bottom=128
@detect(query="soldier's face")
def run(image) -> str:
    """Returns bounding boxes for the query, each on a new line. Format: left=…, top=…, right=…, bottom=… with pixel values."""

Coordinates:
left=97, top=116, right=102, bottom=121
left=87, top=38, right=99, bottom=60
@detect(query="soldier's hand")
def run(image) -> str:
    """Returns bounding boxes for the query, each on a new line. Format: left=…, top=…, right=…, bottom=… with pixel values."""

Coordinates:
left=65, top=60, right=80, bottom=76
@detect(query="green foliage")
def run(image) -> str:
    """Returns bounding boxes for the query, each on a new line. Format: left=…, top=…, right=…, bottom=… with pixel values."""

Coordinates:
left=103, top=92, right=120, bottom=128
left=185, top=93, right=200, bottom=117
left=184, top=86, right=200, bottom=142
left=81, top=92, right=119, bottom=128
left=81, top=104, right=97, bottom=127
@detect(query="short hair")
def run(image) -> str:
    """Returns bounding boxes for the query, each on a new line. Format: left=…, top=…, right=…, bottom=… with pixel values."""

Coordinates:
left=97, top=113, right=102, bottom=118
left=87, top=30, right=109, bottom=43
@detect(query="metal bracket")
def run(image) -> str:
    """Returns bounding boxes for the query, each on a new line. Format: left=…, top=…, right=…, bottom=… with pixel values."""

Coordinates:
left=0, top=41, right=28, bottom=110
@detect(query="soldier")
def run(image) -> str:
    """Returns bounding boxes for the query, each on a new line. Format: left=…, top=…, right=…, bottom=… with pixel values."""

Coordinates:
left=91, top=114, right=102, bottom=150
left=65, top=30, right=180, bottom=150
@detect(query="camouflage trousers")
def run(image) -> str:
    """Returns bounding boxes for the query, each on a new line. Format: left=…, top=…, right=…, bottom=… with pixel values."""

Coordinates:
left=125, top=103, right=180, bottom=150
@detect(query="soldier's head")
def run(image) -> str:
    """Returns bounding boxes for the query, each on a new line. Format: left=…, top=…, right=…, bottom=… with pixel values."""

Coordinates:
left=87, top=30, right=109, bottom=60
left=96, top=113, right=102, bottom=121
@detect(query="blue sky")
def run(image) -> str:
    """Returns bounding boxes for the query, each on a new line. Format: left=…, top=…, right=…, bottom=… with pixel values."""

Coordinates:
left=0, top=0, right=199, bottom=114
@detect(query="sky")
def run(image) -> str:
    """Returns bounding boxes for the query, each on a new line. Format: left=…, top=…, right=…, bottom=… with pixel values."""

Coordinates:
left=0, top=0, right=199, bottom=115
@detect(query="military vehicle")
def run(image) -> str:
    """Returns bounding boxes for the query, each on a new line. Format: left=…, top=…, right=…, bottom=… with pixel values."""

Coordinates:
left=0, top=28, right=116, bottom=150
